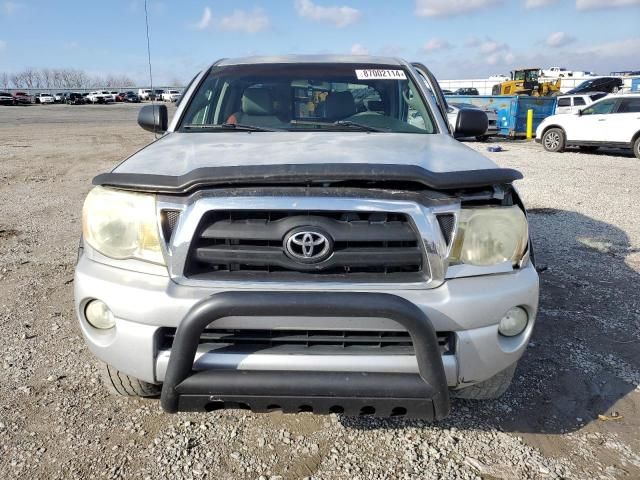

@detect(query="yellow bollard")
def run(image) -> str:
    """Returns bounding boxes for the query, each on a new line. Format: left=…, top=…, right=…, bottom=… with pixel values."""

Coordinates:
left=526, top=109, right=533, bottom=140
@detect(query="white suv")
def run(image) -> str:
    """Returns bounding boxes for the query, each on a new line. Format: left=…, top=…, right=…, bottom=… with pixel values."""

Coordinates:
left=161, top=89, right=181, bottom=102
left=138, top=89, right=152, bottom=100
left=555, top=92, right=607, bottom=115
left=34, top=93, right=55, bottom=104
left=537, top=94, right=640, bottom=159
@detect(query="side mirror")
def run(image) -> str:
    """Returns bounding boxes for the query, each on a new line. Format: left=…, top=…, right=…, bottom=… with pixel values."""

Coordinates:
left=138, top=104, right=168, bottom=133
left=454, top=108, right=488, bottom=137
left=577, top=109, right=582, bottom=116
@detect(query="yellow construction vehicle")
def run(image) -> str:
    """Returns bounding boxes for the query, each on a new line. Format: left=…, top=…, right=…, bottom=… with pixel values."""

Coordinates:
left=492, top=68, right=561, bottom=96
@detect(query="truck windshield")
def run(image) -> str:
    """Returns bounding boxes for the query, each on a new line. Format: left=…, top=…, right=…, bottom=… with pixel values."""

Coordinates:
left=179, top=63, right=436, bottom=133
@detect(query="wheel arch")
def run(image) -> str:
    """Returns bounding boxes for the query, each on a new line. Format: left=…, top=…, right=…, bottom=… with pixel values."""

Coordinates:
left=541, top=124, right=566, bottom=138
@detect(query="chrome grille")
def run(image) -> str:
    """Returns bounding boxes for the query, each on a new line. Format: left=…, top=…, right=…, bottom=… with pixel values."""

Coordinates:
left=184, top=210, right=425, bottom=281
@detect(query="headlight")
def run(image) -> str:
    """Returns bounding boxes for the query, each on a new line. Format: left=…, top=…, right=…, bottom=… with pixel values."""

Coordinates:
left=449, top=206, right=528, bottom=267
left=82, top=186, right=164, bottom=265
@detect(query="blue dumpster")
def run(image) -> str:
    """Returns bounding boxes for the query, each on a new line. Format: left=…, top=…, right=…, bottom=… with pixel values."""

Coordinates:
left=445, top=95, right=557, bottom=137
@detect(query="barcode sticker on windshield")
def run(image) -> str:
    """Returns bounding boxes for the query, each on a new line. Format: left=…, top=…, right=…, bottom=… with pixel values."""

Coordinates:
left=355, top=69, right=406, bottom=80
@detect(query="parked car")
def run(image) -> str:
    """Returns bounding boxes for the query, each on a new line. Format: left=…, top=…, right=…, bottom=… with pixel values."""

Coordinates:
left=77, top=55, right=535, bottom=420
left=537, top=94, right=640, bottom=158
left=0, top=91, right=14, bottom=105
left=541, top=66, right=569, bottom=77
left=149, top=89, right=165, bottom=101
left=115, top=92, right=127, bottom=102
left=161, top=89, right=181, bottom=102
left=123, top=91, right=141, bottom=103
left=554, top=92, right=607, bottom=115
left=441, top=89, right=453, bottom=95
left=138, top=88, right=152, bottom=100
left=447, top=102, right=497, bottom=141
left=63, top=92, right=85, bottom=105
left=452, top=87, right=479, bottom=96
left=566, top=77, right=623, bottom=95
left=87, top=91, right=115, bottom=104
left=54, top=93, right=64, bottom=103
left=12, top=92, right=32, bottom=104
left=34, top=93, right=55, bottom=104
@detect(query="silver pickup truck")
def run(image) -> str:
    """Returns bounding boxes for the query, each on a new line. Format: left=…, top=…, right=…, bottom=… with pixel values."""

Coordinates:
left=75, top=55, right=538, bottom=419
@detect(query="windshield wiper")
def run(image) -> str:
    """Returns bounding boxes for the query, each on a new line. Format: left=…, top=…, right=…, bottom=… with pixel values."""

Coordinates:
left=333, top=120, right=388, bottom=132
left=183, top=123, right=279, bottom=132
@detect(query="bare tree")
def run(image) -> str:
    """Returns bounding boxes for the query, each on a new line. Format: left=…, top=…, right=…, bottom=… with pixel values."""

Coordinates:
left=10, top=72, right=24, bottom=88
left=20, top=68, right=41, bottom=89
left=52, top=69, right=64, bottom=88
left=4, top=67, right=138, bottom=91
left=71, top=70, right=91, bottom=89
left=40, top=68, right=53, bottom=88
left=90, top=75, right=105, bottom=89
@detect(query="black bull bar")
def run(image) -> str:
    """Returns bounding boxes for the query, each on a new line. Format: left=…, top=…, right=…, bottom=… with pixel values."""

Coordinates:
left=160, top=291, right=450, bottom=420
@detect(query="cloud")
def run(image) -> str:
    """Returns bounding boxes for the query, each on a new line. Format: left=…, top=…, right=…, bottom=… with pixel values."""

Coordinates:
left=576, top=0, right=640, bottom=9
left=422, top=38, right=452, bottom=52
left=218, top=8, right=270, bottom=33
left=546, top=31, right=576, bottom=47
left=486, top=51, right=515, bottom=66
left=525, top=0, right=559, bottom=7
left=477, top=39, right=507, bottom=54
left=575, top=36, right=640, bottom=57
left=192, top=7, right=269, bottom=33
left=350, top=43, right=369, bottom=55
left=294, top=0, right=361, bottom=27
left=464, top=37, right=512, bottom=66
left=194, top=7, right=212, bottom=30
left=415, top=0, right=501, bottom=17
left=2, top=1, right=24, bottom=15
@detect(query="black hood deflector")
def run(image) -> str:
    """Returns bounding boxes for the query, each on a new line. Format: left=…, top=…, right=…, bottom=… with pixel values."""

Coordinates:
left=93, top=163, right=523, bottom=194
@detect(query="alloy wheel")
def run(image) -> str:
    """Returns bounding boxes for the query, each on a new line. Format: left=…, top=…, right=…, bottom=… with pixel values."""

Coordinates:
left=544, top=131, right=560, bottom=150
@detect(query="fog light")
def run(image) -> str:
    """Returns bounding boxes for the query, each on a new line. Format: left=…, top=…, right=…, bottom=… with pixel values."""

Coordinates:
left=498, top=307, right=528, bottom=337
left=85, top=300, right=115, bottom=329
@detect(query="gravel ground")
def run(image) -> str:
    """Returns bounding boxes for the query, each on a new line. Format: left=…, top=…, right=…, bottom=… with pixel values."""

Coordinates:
left=0, top=103, right=639, bottom=479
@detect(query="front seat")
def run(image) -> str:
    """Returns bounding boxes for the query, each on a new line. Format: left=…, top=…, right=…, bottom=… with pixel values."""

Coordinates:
left=227, top=88, right=283, bottom=128
left=325, top=91, right=356, bottom=121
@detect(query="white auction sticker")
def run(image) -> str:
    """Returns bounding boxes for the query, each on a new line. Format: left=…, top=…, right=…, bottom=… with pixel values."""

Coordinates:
left=355, top=69, right=407, bottom=80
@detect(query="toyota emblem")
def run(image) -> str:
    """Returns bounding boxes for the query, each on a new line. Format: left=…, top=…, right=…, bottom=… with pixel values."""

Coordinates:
left=284, top=228, right=333, bottom=264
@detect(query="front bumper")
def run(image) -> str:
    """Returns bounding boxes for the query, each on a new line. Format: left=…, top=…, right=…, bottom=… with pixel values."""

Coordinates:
left=160, top=291, right=450, bottom=418
left=75, top=254, right=539, bottom=399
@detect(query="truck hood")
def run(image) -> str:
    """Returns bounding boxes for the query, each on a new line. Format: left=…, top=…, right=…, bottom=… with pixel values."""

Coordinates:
left=96, top=132, right=522, bottom=193
left=114, top=131, right=498, bottom=176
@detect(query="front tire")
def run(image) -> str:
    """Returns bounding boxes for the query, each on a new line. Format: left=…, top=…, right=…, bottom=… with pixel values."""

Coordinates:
left=100, top=362, right=161, bottom=397
left=542, top=128, right=565, bottom=152
left=634, top=137, right=640, bottom=160
left=451, top=362, right=517, bottom=400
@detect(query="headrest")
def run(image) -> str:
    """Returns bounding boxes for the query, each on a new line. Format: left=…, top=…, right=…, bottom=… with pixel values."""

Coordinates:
left=242, top=88, right=274, bottom=116
left=325, top=91, right=356, bottom=120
